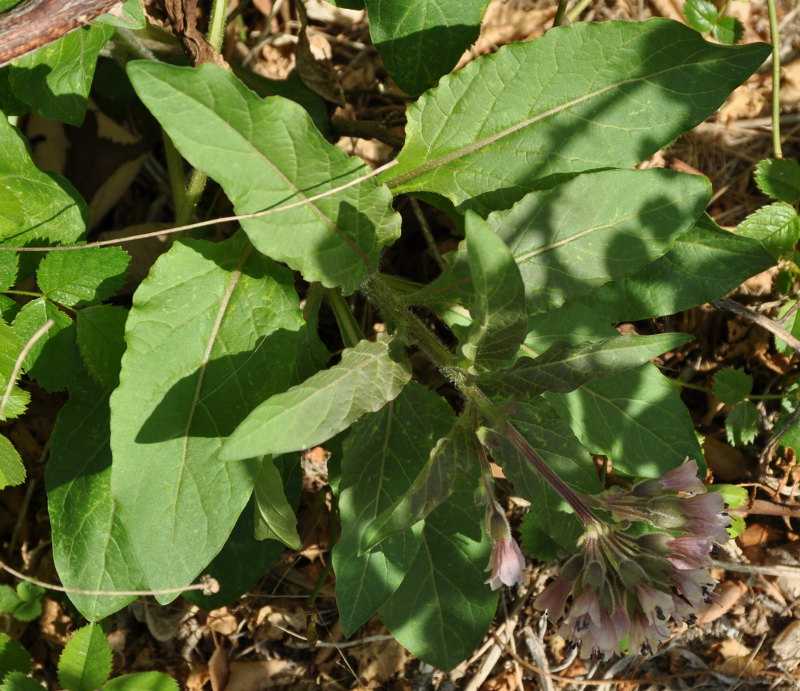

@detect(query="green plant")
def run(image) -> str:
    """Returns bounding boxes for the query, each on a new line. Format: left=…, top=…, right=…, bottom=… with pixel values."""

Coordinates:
left=0, top=0, right=785, bottom=672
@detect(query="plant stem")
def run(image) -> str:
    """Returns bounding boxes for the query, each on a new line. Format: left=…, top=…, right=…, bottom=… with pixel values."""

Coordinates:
left=207, top=0, right=229, bottom=52
left=325, top=288, right=364, bottom=348
left=566, top=0, right=592, bottom=23
left=766, top=0, right=783, bottom=158
left=553, top=0, right=569, bottom=27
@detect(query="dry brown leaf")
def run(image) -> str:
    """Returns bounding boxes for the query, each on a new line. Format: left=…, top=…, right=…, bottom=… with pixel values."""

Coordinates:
left=772, top=619, right=800, bottom=670
left=224, top=660, right=290, bottom=691
left=38, top=598, right=71, bottom=646
left=715, top=637, right=765, bottom=677
left=209, top=645, right=230, bottom=691
left=207, top=607, right=239, bottom=636
left=699, top=580, right=747, bottom=624
left=349, top=637, right=407, bottom=685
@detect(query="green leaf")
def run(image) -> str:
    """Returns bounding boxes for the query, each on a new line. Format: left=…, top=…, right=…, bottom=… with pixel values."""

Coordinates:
left=0, top=319, right=28, bottom=420
left=363, top=0, right=489, bottom=94
left=519, top=512, right=564, bottom=562
left=736, top=202, right=800, bottom=259
left=0, top=633, right=31, bottom=679
left=0, top=435, right=24, bottom=488
left=127, top=61, right=400, bottom=294
left=110, top=232, right=324, bottom=598
left=580, top=214, right=775, bottom=322
left=551, top=364, right=704, bottom=478
left=0, top=672, right=43, bottom=691
left=183, top=498, right=286, bottom=611
left=712, top=16, right=744, bottom=45
left=0, top=253, right=18, bottom=291
left=382, top=19, right=769, bottom=213
left=726, top=401, right=759, bottom=446
left=0, top=117, right=87, bottom=249
left=37, top=247, right=129, bottom=307
left=103, top=672, right=179, bottom=691
left=253, top=458, right=300, bottom=549
left=755, top=158, right=800, bottom=203
left=360, top=419, right=475, bottom=553
left=484, top=333, right=692, bottom=399
left=333, top=382, right=453, bottom=635
left=379, top=470, right=496, bottom=671
left=12, top=298, right=79, bottom=392
left=416, top=169, right=711, bottom=313
left=76, top=305, right=128, bottom=391
left=683, top=0, right=718, bottom=33
left=461, top=211, right=526, bottom=369
left=713, top=368, right=752, bottom=405
left=10, top=25, right=114, bottom=126
left=57, top=624, right=112, bottom=691
left=46, top=372, right=141, bottom=620
left=94, top=0, right=147, bottom=28
left=0, top=582, right=41, bottom=622
left=0, top=586, right=19, bottom=613
left=222, top=335, right=411, bottom=460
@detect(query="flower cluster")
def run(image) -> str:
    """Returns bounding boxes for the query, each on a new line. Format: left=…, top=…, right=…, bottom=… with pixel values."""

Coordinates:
left=532, top=459, right=730, bottom=659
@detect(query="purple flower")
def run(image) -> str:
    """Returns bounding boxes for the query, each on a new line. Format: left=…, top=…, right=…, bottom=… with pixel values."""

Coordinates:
left=485, top=537, right=526, bottom=590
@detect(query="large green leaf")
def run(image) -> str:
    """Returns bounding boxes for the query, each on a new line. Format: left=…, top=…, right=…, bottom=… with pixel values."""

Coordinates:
left=103, top=673, right=179, bottom=691
left=253, top=457, right=300, bottom=548
left=127, top=61, right=400, bottom=294
left=222, top=335, right=411, bottom=460
left=461, top=211, right=527, bottom=370
left=333, top=382, right=453, bottom=635
left=360, top=419, right=475, bottom=553
left=0, top=116, right=87, bottom=248
left=415, top=169, right=710, bottom=313
left=9, top=24, right=114, bottom=126
left=46, top=372, right=141, bottom=620
left=579, top=215, right=776, bottom=321
left=110, top=232, right=325, bottom=597
left=382, top=19, right=768, bottom=213
left=483, top=333, right=691, bottom=399
left=378, top=469, right=496, bottom=671
left=364, top=0, right=489, bottom=94
left=75, top=305, right=127, bottom=391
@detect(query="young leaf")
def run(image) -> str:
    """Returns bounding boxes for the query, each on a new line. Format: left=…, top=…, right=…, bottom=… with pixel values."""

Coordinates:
left=9, top=25, right=114, bottom=126
left=57, top=624, right=112, bottom=691
left=712, top=17, right=744, bottom=45
left=713, top=368, right=753, bottom=406
left=332, top=382, right=453, bottom=635
left=579, top=214, right=775, bottom=322
left=0, top=435, right=24, bottom=489
left=221, top=335, right=411, bottom=461
left=483, top=333, right=692, bottom=399
left=10, top=583, right=42, bottom=622
left=0, top=633, right=31, bottom=679
left=102, top=672, right=179, bottom=691
left=726, top=401, right=759, bottom=446
left=46, top=372, right=141, bottom=620
left=76, top=305, right=128, bottom=391
left=754, top=158, right=800, bottom=203
left=379, top=469, right=496, bottom=671
left=360, top=419, right=476, bottom=553
left=382, top=19, right=769, bottom=213
left=253, top=458, right=300, bottom=549
left=415, top=169, right=711, bottom=313
left=462, top=211, right=526, bottom=369
left=0, top=672, right=43, bottom=691
left=363, top=0, right=489, bottom=94
left=94, top=0, right=147, bottom=29
left=737, top=203, right=800, bottom=258
left=682, top=0, right=718, bottom=34
left=37, top=247, right=129, bottom=307
left=12, top=299, right=79, bottom=392
left=0, top=116, right=87, bottom=249
left=127, top=61, right=400, bottom=294
left=110, top=232, right=325, bottom=598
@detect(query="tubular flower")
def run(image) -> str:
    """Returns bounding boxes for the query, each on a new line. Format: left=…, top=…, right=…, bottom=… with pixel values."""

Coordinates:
left=484, top=500, right=525, bottom=590
left=533, top=459, right=730, bottom=659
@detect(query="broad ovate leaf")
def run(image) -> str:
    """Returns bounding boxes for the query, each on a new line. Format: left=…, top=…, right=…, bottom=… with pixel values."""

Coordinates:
left=222, top=335, right=411, bottom=460
left=47, top=372, right=141, bottom=620
left=110, top=232, right=325, bottom=597
left=127, top=61, right=400, bottom=293
left=333, top=382, right=453, bottom=635
left=364, top=0, right=490, bottom=94
left=383, top=19, right=769, bottom=213
left=379, top=468, right=495, bottom=671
